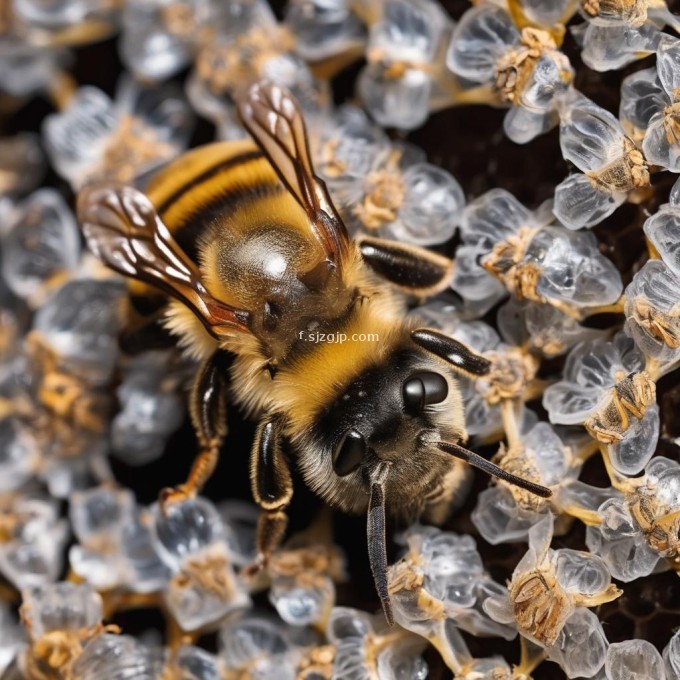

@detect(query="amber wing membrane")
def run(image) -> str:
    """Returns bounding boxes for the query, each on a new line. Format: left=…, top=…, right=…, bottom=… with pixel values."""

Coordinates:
left=236, top=81, right=350, bottom=266
left=77, top=183, right=252, bottom=341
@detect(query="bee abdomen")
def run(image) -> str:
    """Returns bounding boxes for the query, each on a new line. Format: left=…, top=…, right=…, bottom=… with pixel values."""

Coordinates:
left=146, top=140, right=281, bottom=258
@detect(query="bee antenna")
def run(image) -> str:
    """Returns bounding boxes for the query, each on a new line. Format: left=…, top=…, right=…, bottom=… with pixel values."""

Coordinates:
left=437, top=441, right=552, bottom=499
left=367, top=464, right=394, bottom=626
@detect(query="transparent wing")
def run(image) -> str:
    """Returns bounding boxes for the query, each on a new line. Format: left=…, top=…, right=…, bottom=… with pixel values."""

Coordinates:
left=237, top=81, right=350, bottom=266
left=77, top=183, right=252, bottom=341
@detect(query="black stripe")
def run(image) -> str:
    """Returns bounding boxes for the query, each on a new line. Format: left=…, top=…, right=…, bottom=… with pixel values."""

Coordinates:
left=156, top=149, right=263, bottom=216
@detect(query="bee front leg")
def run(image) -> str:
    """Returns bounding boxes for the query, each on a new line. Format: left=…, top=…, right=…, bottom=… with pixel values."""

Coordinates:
left=160, top=351, right=230, bottom=509
left=246, top=415, right=293, bottom=574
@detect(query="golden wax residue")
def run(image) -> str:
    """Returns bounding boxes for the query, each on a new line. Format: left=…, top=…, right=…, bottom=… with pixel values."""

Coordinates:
left=630, top=487, right=680, bottom=558
left=38, top=371, right=107, bottom=433
left=483, top=229, right=532, bottom=278
left=25, top=332, right=111, bottom=435
left=494, top=28, right=570, bottom=105
left=581, top=0, right=601, bottom=16
left=580, top=0, right=649, bottom=26
left=510, top=553, right=620, bottom=647
left=28, top=631, right=85, bottom=680
left=388, top=552, right=447, bottom=620
left=627, top=145, right=651, bottom=187
left=481, top=348, right=539, bottom=405
left=268, top=545, right=344, bottom=599
left=510, top=568, right=572, bottom=647
left=317, top=139, right=347, bottom=179
left=269, top=544, right=344, bottom=581
left=629, top=297, right=680, bottom=349
left=196, top=26, right=294, bottom=96
left=510, top=262, right=543, bottom=303
left=79, top=533, right=119, bottom=556
left=455, top=663, right=513, bottom=680
left=483, top=226, right=547, bottom=303
left=388, top=559, right=424, bottom=595
left=532, top=332, right=567, bottom=357
left=174, top=549, right=235, bottom=600
left=297, top=644, right=335, bottom=680
left=584, top=371, right=656, bottom=444
left=101, top=116, right=175, bottom=184
left=494, top=443, right=549, bottom=511
left=587, top=137, right=650, bottom=193
left=366, top=46, right=414, bottom=81
left=195, top=44, right=232, bottom=94
left=20, top=615, right=118, bottom=680
left=353, top=166, right=406, bottom=229
left=663, top=102, right=680, bottom=147
left=160, top=3, right=196, bottom=38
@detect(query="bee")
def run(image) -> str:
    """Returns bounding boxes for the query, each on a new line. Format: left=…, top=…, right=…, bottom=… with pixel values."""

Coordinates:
left=77, top=82, right=551, bottom=623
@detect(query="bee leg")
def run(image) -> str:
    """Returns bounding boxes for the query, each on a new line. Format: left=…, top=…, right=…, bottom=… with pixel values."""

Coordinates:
left=246, top=415, right=293, bottom=574
left=160, top=351, right=229, bottom=509
left=356, top=236, right=454, bottom=296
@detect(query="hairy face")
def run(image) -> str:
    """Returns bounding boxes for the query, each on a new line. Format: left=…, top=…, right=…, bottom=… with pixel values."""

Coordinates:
left=297, top=348, right=467, bottom=517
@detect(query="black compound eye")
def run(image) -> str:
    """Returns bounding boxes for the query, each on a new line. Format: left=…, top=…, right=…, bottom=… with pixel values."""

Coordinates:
left=332, top=429, right=366, bottom=477
left=402, top=372, right=448, bottom=413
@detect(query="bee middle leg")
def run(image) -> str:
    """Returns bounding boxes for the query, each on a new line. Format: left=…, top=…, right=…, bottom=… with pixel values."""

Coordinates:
left=160, top=350, right=230, bottom=508
left=247, top=415, right=293, bottom=571
left=356, top=235, right=454, bottom=296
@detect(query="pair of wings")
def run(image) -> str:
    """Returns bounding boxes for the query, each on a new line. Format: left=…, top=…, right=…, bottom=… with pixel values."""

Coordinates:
left=77, top=82, right=350, bottom=342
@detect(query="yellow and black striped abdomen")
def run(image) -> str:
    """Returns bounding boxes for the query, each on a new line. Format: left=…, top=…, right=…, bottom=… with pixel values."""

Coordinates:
left=146, top=140, right=283, bottom=260
left=127, top=139, right=319, bottom=307
left=146, top=137, right=326, bottom=296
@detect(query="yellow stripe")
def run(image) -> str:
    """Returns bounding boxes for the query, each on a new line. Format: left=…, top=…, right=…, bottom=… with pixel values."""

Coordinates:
left=147, top=140, right=257, bottom=209
left=146, top=140, right=280, bottom=234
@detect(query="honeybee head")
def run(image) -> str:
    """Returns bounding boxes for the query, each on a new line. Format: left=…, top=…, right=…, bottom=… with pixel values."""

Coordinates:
left=303, top=329, right=552, bottom=626
left=320, top=349, right=465, bottom=486
left=302, top=346, right=467, bottom=626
